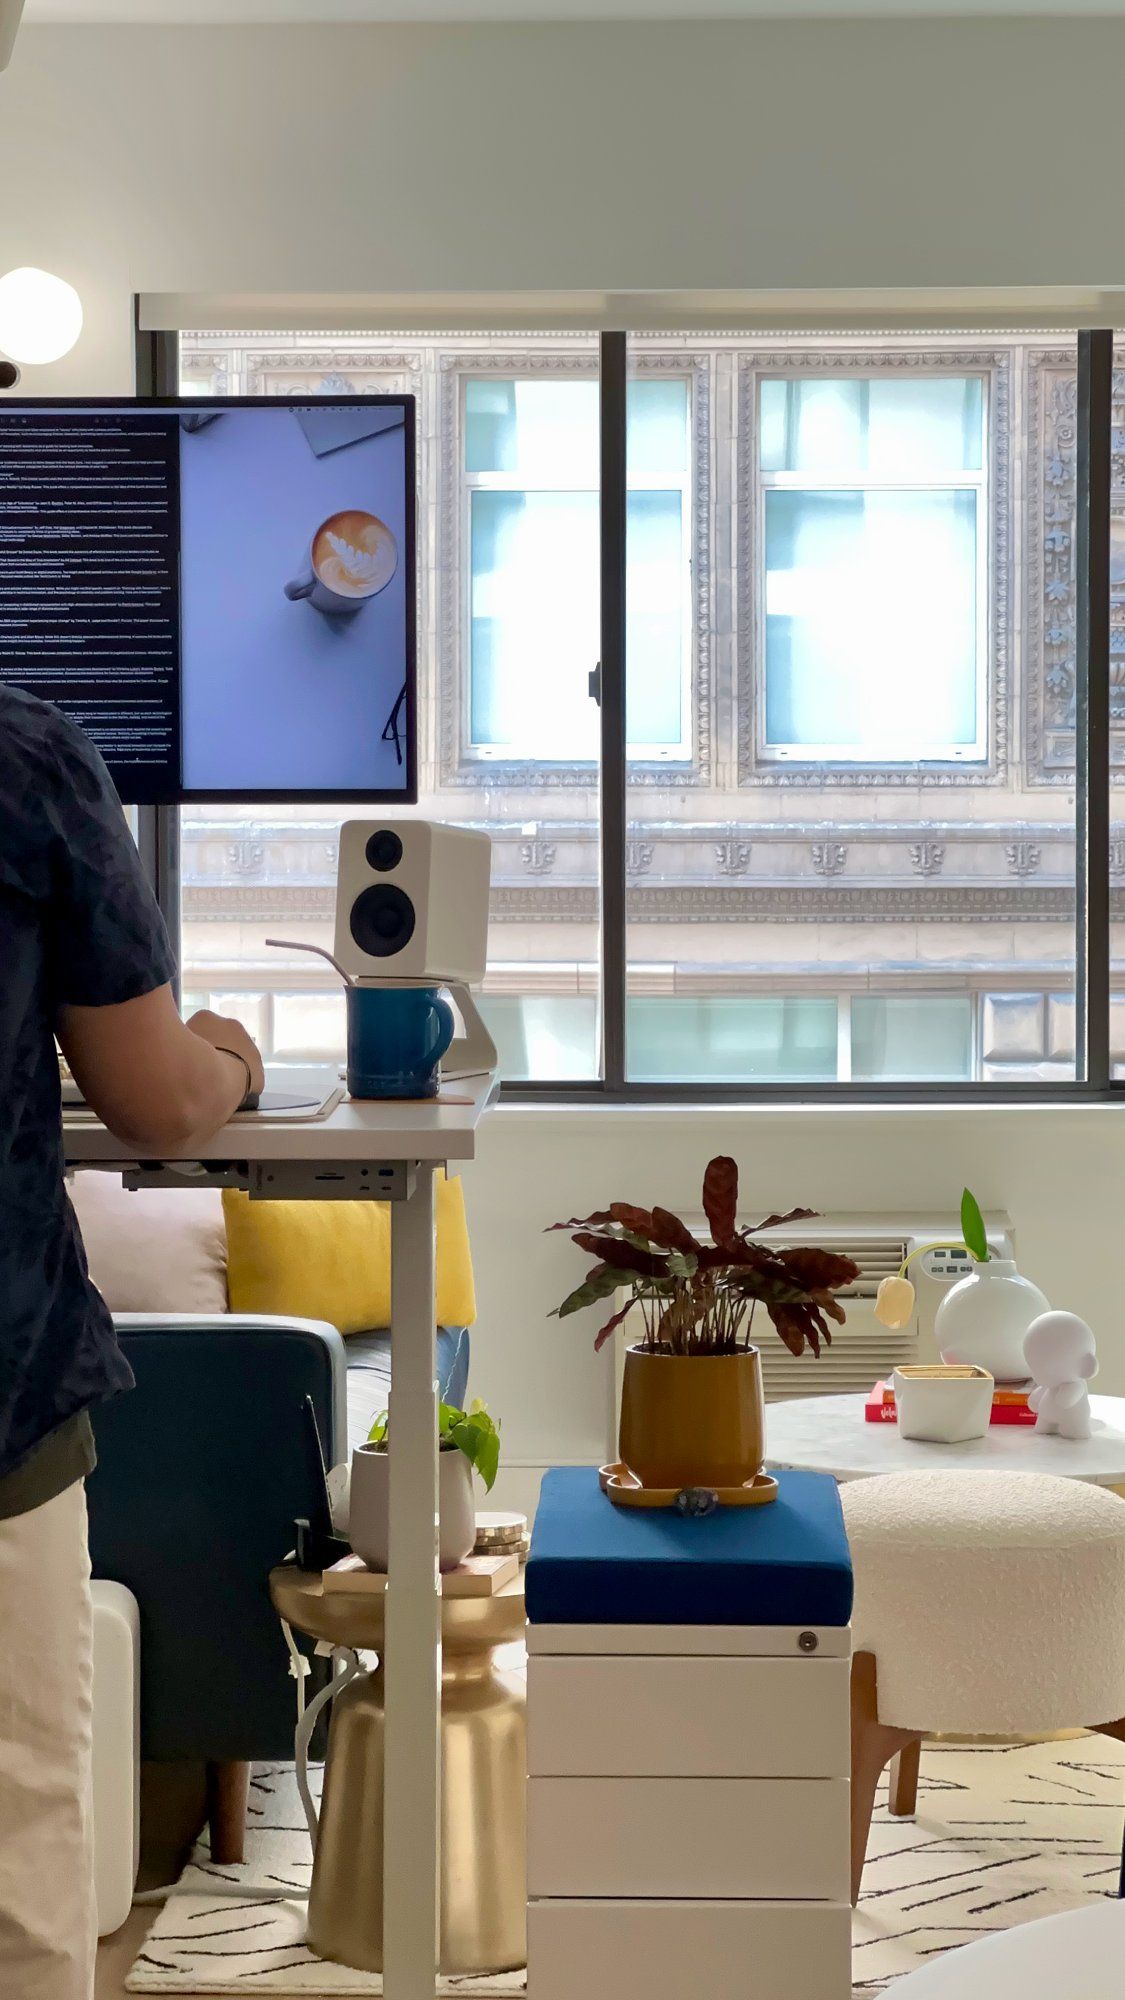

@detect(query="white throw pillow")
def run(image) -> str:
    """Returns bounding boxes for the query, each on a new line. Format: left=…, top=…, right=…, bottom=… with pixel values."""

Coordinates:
left=68, top=1172, right=229, bottom=1316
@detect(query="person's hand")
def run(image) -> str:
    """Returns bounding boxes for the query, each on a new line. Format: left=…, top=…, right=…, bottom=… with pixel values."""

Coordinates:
left=186, top=1010, right=266, bottom=1100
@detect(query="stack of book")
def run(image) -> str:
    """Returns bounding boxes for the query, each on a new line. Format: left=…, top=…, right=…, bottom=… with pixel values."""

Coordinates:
left=865, top=1378, right=1036, bottom=1426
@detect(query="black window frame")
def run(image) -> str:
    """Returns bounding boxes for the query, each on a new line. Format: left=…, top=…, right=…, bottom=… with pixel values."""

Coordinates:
left=138, top=323, right=1118, bottom=1107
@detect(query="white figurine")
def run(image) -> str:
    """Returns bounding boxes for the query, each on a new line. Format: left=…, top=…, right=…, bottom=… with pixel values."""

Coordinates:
left=1023, top=1310, right=1098, bottom=1441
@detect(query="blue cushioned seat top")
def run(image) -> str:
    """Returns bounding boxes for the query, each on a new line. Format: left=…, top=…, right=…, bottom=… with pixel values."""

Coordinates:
left=526, top=1467, right=852, bottom=1628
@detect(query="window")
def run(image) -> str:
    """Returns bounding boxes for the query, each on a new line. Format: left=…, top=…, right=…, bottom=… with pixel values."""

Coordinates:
left=462, top=369, right=692, bottom=765
left=759, top=373, right=987, bottom=764
left=170, top=326, right=1118, bottom=1096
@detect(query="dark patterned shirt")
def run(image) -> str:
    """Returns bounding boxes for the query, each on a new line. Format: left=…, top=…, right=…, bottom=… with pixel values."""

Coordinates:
left=0, top=687, right=175, bottom=1483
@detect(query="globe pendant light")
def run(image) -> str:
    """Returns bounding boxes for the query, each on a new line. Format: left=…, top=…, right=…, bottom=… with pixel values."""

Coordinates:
left=0, top=267, right=83, bottom=366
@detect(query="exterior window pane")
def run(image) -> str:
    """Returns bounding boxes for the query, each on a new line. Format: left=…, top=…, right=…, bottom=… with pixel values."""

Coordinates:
left=627, top=377, right=690, bottom=474
left=627, top=997, right=838, bottom=1083
left=478, top=995, right=598, bottom=1082
left=622, top=338, right=1075, bottom=1090
left=464, top=377, right=598, bottom=480
left=625, top=490, right=685, bottom=747
left=467, top=372, right=692, bottom=759
left=851, top=996, right=974, bottom=1082
left=760, top=375, right=983, bottom=476
left=764, top=488, right=979, bottom=754
left=470, top=489, right=598, bottom=755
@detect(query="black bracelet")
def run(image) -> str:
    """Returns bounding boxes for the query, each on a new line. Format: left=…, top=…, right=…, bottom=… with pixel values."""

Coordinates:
left=214, top=1046, right=253, bottom=1100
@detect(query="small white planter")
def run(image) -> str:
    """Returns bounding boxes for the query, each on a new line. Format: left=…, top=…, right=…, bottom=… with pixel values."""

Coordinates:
left=893, top=1365, right=994, bottom=1444
left=935, top=1258, right=1049, bottom=1383
left=349, top=1443, right=476, bottom=1574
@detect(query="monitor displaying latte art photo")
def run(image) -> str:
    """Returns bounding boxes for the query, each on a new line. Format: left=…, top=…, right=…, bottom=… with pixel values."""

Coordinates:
left=0, top=396, right=416, bottom=803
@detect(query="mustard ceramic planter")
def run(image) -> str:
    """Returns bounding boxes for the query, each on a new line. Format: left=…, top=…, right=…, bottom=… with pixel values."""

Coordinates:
left=618, top=1345, right=768, bottom=1491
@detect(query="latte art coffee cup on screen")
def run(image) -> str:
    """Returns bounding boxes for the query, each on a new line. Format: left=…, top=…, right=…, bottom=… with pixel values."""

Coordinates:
left=285, top=508, right=397, bottom=615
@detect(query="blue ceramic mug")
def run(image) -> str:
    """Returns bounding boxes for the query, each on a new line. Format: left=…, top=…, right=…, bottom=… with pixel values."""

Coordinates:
left=346, top=985, right=455, bottom=1100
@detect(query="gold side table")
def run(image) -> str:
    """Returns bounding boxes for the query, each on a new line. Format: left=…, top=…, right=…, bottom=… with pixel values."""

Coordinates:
left=270, top=1564, right=526, bottom=1978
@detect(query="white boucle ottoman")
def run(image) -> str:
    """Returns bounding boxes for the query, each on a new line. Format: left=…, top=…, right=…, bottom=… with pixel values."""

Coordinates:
left=844, top=1469, right=1125, bottom=1734
left=842, top=1469, right=1125, bottom=1903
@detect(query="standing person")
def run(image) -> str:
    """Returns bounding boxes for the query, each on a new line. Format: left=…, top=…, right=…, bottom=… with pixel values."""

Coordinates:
left=0, top=684, right=265, bottom=1999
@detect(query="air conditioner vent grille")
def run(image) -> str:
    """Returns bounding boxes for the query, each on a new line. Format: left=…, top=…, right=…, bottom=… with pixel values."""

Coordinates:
left=830, top=1237, right=909, bottom=1299
left=761, top=1327, right=915, bottom=1402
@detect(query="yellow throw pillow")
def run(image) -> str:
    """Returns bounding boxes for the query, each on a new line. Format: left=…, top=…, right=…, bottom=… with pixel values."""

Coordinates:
left=222, top=1172, right=476, bottom=1335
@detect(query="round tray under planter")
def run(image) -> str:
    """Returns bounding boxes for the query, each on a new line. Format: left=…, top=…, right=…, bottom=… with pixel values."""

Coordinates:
left=598, top=1461, right=779, bottom=1510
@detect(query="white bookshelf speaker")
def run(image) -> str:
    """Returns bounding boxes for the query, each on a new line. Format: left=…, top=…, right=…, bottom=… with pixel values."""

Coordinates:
left=334, top=820, right=492, bottom=987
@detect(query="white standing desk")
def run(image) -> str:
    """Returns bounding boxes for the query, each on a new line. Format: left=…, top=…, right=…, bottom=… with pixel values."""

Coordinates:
left=65, top=1073, right=498, bottom=2000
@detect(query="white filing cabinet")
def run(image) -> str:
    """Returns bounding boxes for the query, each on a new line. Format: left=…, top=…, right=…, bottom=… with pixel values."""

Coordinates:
left=526, top=1621, right=852, bottom=2000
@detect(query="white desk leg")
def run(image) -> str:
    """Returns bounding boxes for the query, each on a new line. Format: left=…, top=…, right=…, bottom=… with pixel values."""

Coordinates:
left=383, top=1163, right=440, bottom=2000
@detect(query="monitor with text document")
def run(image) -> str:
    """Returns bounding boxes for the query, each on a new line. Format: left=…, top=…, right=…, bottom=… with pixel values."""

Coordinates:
left=0, top=396, right=416, bottom=803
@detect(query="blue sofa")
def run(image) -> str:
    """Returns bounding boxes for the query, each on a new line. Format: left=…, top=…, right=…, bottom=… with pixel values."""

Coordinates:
left=86, top=1313, right=469, bottom=1859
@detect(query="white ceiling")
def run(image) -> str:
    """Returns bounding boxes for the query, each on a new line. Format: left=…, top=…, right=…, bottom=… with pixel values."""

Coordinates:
left=22, top=0, right=1125, bottom=19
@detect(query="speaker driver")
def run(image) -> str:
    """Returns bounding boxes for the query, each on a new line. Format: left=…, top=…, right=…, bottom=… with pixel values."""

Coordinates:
left=365, top=829, right=404, bottom=873
left=349, top=884, right=417, bottom=959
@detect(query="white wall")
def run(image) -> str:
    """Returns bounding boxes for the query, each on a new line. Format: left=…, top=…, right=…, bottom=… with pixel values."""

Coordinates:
left=5, top=18, right=1125, bottom=392
left=4, top=19, right=1125, bottom=1481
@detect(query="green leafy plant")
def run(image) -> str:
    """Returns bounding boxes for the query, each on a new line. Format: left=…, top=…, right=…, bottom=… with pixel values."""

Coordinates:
left=960, top=1187, right=990, bottom=1265
left=547, top=1154, right=860, bottom=1360
left=367, top=1398, right=500, bottom=1492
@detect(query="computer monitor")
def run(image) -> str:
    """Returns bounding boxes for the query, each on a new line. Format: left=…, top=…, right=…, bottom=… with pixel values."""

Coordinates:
left=0, top=396, right=416, bottom=804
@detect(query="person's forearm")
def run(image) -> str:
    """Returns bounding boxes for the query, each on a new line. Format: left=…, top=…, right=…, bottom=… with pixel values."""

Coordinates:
left=164, top=1038, right=250, bottom=1151
left=58, top=987, right=255, bottom=1153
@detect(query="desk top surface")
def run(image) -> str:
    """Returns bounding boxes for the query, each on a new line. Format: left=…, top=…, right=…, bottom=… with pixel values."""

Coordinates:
left=64, top=1070, right=497, bottom=1167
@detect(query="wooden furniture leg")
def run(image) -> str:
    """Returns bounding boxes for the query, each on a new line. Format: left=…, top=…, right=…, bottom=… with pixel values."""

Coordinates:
left=851, top=1652, right=922, bottom=1905
left=888, top=1738, right=922, bottom=1818
left=205, top=1759, right=251, bottom=1865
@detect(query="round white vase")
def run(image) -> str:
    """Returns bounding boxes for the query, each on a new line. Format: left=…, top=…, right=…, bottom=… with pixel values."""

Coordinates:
left=349, top=1444, right=476, bottom=1573
left=935, top=1258, right=1049, bottom=1383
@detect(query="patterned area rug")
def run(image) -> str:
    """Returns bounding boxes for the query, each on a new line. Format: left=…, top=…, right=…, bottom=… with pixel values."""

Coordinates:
left=854, top=1735, right=1125, bottom=1993
left=126, top=1765, right=524, bottom=1996
left=127, top=1742, right=1125, bottom=1994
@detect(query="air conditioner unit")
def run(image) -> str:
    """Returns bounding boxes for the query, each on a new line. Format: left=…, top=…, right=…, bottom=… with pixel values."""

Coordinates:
left=605, top=1211, right=1014, bottom=1454
left=0, top=2, right=24, bottom=71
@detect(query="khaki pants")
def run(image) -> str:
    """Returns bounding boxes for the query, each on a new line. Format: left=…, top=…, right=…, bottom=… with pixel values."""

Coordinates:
left=0, top=1482, right=96, bottom=2000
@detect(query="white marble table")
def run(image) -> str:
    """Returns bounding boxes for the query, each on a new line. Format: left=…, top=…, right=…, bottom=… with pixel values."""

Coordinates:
left=765, top=1391, right=1125, bottom=1487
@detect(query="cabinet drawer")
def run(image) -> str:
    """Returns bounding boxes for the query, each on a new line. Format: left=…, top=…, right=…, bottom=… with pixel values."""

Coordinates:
left=527, top=1898, right=851, bottom=2000
left=528, top=1777, right=848, bottom=1901
left=527, top=1655, right=848, bottom=1778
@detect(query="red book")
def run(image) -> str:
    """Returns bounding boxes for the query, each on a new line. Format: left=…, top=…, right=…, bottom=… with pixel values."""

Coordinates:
left=865, top=1380, right=1038, bottom=1427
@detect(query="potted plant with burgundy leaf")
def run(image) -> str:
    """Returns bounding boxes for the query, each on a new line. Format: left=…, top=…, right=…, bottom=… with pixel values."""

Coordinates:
left=549, top=1156, right=860, bottom=1505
